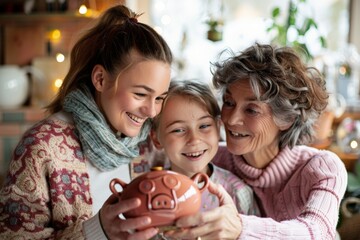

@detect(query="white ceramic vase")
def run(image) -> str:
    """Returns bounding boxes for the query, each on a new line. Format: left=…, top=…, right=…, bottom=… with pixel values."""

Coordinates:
left=0, top=65, right=31, bottom=109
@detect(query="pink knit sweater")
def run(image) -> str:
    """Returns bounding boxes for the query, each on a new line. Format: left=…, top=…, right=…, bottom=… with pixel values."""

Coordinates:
left=212, top=145, right=347, bottom=240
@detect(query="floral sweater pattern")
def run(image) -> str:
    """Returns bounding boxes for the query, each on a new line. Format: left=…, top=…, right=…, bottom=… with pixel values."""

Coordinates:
left=0, top=118, right=92, bottom=239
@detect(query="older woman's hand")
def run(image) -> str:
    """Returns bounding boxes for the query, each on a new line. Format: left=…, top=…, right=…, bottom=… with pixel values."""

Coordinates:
left=164, top=180, right=242, bottom=240
left=100, top=194, right=159, bottom=240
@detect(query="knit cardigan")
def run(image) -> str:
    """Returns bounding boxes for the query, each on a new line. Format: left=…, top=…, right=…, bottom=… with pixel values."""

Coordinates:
left=0, top=117, right=93, bottom=239
left=212, top=145, right=348, bottom=240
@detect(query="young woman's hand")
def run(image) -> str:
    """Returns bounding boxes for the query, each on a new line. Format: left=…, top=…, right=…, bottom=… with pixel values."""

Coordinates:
left=164, top=181, right=243, bottom=240
left=100, top=194, right=158, bottom=240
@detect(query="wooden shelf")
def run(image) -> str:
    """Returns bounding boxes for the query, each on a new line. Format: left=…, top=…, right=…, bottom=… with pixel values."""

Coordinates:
left=0, top=12, right=97, bottom=65
left=0, top=12, right=96, bottom=25
left=328, top=144, right=358, bottom=172
left=334, top=111, right=360, bottom=124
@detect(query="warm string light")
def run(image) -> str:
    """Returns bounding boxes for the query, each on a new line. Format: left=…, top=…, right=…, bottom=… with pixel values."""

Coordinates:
left=79, top=4, right=88, bottom=15
left=46, top=29, right=62, bottom=56
left=53, top=78, right=63, bottom=91
left=56, top=53, right=65, bottom=63
left=77, top=2, right=99, bottom=17
left=350, top=140, right=359, bottom=150
left=50, top=53, right=65, bottom=94
left=50, top=29, right=61, bottom=42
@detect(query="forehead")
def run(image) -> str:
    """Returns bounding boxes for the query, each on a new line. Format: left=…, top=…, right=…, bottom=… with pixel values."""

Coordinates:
left=117, top=60, right=170, bottom=88
left=162, top=95, right=208, bottom=117
left=165, top=94, right=202, bottom=109
left=226, top=80, right=254, bottom=97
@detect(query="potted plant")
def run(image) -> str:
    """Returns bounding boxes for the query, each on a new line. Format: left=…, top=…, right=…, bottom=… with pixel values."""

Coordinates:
left=337, top=160, right=360, bottom=239
left=206, top=18, right=224, bottom=42
left=266, top=0, right=326, bottom=61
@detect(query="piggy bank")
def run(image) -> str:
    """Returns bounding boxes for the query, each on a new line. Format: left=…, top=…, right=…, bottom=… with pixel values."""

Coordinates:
left=109, top=167, right=209, bottom=228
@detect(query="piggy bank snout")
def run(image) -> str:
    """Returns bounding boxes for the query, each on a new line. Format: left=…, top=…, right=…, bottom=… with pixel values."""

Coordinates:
left=151, top=194, right=175, bottom=210
left=140, top=176, right=178, bottom=210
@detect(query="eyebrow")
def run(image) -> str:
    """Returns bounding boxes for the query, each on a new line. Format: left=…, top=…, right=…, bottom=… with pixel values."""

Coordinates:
left=165, top=115, right=214, bottom=129
left=133, top=85, right=168, bottom=96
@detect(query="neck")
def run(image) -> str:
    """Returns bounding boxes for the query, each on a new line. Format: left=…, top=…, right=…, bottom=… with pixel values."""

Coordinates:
left=170, top=164, right=212, bottom=178
left=243, top=141, right=280, bottom=169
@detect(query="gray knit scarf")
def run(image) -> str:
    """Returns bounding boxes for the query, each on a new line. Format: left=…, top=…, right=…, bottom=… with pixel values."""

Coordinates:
left=63, top=86, right=151, bottom=171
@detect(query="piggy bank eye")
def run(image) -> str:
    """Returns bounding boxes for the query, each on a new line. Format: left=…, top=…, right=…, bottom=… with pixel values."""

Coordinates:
left=139, top=179, right=155, bottom=194
left=163, top=175, right=180, bottom=190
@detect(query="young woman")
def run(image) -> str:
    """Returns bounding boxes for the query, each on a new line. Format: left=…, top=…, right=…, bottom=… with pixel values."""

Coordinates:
left=165, top=43, right=347, bottom=240
left=0, top=5, right=172, bottom=240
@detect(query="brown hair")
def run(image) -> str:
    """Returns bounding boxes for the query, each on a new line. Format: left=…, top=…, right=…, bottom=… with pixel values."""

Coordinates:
left=47, top=5, right=173, bottom=113
left=152, top=80, right=220, bottom=131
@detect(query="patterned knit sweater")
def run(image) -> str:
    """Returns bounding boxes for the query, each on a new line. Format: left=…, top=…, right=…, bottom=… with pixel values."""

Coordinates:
left=201, top=163, right=259, bottom=216
left=0, top=117, right=92, bottom=239
left=212, top=145, right=348, bottom=240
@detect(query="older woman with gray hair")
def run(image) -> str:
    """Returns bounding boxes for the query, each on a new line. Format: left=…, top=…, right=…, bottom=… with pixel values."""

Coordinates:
left=164, top=43, right=347, bottom=240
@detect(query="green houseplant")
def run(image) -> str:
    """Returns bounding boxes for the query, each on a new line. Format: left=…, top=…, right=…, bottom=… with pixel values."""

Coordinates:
left=206, top=18, right=224, bottom=42
left=267, top=0, right=326, bottom=61
left=337, top=160, right=360, bottom=238
left=347, top=160, right=360, bottom=193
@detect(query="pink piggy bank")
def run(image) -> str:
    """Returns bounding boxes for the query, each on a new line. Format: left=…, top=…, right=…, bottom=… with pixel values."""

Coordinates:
left=109, top=167, right=209, bottom=228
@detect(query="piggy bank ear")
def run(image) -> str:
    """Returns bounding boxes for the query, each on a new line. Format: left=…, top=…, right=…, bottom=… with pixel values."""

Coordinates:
left=109, top=178, right=127, bottom=194
left=192, top=172, right=209, bottom=193
left=139, top=179, right=156, bottom=194
left=163, top=175, right=180, bottom=190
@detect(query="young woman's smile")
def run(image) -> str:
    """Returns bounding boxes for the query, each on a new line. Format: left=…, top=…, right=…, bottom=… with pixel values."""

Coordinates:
left=95, top=60, right=171, bottom=137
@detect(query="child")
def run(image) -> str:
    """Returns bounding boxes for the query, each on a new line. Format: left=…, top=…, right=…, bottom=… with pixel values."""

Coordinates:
left=151, top=80, right=259, bottom=215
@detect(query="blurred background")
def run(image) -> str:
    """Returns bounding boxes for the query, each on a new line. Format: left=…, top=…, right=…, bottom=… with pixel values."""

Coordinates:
left=1, top=1, right=360, bottom=238
left=0, top=0, right=359, bottom=176
left=0, top=0, right=358, bottom=105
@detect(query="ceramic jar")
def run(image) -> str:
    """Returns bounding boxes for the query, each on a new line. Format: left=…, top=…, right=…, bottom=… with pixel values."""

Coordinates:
left=0, top=65, right=30, bottom=109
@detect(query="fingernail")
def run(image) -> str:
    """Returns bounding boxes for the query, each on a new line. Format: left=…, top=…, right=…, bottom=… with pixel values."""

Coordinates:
left=144, top=217, right=151, bottom=224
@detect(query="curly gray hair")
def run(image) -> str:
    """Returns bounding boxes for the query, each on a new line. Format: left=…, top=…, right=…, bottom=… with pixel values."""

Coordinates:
left=212, top=43, right=328, bottom=148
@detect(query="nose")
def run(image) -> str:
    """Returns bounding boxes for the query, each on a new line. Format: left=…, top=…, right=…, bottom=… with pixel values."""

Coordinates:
left=142, top=100, right=157, bottom=118
left=222, top=109, right=243, bottom=126
left=186, top=130, right=202, bottom=146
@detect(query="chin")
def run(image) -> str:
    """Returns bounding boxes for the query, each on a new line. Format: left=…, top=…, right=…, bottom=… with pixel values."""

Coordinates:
left=121, top=129, right=140, bottom=138
left=125, top=132, right=139, bottom=138
left=226, top=142, right=244, bottom=155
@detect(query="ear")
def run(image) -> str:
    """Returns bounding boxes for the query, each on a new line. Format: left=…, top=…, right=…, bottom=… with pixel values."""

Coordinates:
left=150, top=128, right=163, bottom=150
left=92, top=65, right=106, bottom=92
left=278, top=120, right=293, bottom=131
